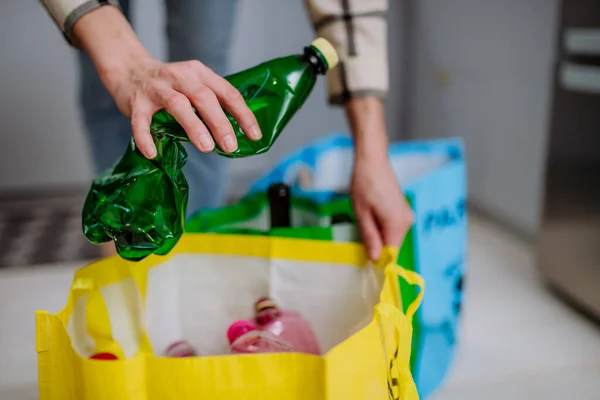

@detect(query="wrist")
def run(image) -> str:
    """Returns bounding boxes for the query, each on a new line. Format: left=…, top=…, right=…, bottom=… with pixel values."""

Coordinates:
left=72, top=6, right=151, bottom=94
left=344, top=97, right=389, bottom=160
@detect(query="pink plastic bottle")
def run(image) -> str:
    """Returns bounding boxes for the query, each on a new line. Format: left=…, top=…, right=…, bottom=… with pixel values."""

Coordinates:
left=227, top=320, right=293, bottom=354
left=254, top=297, right=321, bottom=355
left=164, top=340, right=197, bottom=357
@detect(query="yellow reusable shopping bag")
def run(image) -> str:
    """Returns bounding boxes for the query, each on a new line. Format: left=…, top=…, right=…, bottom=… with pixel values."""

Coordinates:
left=36, top=233, right=423, bottom=400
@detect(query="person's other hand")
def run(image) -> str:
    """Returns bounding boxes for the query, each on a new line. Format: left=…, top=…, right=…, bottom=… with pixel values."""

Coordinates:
left=351, top=155, right=413, bottom=261
left=73, top=5, right=261, bottom=159
left=344, top=96, right=413, bottom=260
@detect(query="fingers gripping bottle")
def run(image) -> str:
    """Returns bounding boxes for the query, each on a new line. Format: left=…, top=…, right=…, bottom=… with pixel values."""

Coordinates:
left=227, top=320, right=293, bottom=354
left=255, top=297, right=321, bottom=355
left=82, top=38, right=339, bottom=261
left=150, top=37, right=339, bottom=158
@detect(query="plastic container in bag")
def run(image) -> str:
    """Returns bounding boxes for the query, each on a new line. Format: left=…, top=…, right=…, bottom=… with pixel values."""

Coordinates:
left=228, top=320, right=293, bottom=354
left=254, top=297, right=320, bottom=355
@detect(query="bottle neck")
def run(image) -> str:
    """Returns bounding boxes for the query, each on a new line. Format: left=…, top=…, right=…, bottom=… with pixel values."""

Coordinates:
left=255, top=297, right=282, bottom=325
left=331, top=213, right=354, bottom=225
left=302, top=46, right=329, bottom=75
left=256, top=307, right=281, bottom=326
left=268, top=183, right=291, bottom=228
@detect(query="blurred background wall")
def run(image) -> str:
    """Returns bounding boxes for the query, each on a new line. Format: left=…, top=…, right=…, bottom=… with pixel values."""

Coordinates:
left=406, top=0, right=558, bottom=236
left=0, top=0, right=557, bottom=237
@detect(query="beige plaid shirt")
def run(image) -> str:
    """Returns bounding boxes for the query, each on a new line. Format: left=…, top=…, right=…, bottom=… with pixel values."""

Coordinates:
left=306, top=0, right=389, bottom=104
left=41, top=0, right=389, bottom=105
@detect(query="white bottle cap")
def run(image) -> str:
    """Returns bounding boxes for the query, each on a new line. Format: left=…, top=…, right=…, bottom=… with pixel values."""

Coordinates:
left=310, top=38, right=339, bottom=70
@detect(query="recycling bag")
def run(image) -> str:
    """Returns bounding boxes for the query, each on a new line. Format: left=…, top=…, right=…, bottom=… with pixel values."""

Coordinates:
left=36, top=234, right=423, bottom=400
left=247, top=134, right=468, bottom=398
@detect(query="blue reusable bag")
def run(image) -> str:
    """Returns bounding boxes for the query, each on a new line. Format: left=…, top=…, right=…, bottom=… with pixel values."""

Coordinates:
left=249, top=133, right=468, bottom=398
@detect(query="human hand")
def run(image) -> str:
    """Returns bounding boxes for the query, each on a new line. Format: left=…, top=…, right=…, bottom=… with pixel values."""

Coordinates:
left=73, top=6, right=261, bottom=159
left=344, top=97, right=413, bottom=260
left=351, top=155, right=413, bottom=260
left=109, top=57, right=262, bottom=159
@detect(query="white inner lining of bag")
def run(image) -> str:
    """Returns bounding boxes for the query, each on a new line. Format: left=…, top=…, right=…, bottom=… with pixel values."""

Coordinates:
left=67, top=253, right=384, bottom=358
left=308, top=147, right=449, bottom=191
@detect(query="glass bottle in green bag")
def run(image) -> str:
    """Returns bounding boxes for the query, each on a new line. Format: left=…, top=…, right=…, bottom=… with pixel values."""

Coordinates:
left=82, top=38, right=339, bottom=261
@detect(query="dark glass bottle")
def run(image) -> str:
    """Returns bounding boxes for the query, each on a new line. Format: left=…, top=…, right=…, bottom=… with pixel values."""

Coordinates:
left=268, top=183, right=291, bottom=228
left=82, top=39, right=338, bottom=261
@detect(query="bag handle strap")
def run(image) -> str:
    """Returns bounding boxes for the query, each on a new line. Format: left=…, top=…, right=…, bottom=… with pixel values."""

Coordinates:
left=385, top=263, right=424, bottom=321
left=377, top=246, right=425, bottom=320
left=64, top=264, right=154, bottom=357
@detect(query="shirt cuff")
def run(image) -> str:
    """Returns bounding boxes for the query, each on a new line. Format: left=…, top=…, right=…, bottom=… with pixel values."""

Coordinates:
left=315, top=16, right=389, bottom=105
left=40, top=0, right=121, bottom=46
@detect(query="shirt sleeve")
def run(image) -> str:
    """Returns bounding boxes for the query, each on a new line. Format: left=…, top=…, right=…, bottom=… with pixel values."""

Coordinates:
left=304, top=0, right=389, bottom=105
left=39, top=0, right=121, bottom=46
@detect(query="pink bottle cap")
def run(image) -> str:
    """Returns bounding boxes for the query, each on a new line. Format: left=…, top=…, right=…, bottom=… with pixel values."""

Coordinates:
left=227, top=320, right=257, bottom=344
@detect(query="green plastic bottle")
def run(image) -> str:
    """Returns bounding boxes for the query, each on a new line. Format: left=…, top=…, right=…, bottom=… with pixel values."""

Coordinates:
left=82, top=38, right=339, bottom=261
left=150, top=37, right=339, bottom=157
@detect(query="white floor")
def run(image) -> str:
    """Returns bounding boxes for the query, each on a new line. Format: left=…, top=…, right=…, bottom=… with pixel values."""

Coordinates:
left=432, top=217, right=600, bottom=399
left=1, top=216, right=600, bottom=399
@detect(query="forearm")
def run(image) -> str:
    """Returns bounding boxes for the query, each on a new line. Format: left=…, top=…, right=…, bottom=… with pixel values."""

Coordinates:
left=40, top=1, right=149, bottom=95
left=345, top=97, right=388, bottom=160
left=72, top=6, right=150, bottom=94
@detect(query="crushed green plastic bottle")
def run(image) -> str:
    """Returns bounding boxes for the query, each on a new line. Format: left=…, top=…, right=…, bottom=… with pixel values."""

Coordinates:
left=82, top=38, right=339, bottom=261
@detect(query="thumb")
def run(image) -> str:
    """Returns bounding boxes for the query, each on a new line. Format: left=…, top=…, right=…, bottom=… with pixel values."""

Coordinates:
left=357, top=209, right=383, bottom=261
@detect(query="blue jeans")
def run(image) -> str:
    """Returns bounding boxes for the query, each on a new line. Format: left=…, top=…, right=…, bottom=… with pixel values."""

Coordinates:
left=78, top=0, right=238, bottom=216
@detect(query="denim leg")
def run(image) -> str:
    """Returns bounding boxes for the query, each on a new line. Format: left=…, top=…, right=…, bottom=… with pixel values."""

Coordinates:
left=78, top=0, right=133, bottom=175
left=165, top=0, right=239, bottom=216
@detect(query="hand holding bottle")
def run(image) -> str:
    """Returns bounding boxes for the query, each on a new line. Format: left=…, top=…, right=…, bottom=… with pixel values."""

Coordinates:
left=72, top=6, right=261, bottom=159
left=82, top=34, right=338, bottom=260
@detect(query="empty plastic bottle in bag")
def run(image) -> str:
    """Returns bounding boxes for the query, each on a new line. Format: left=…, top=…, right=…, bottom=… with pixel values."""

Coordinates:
left=227, top=320, right=293, bottom=354
left=255, top=297, right=321, bottom=355
left=164, top=340, right=197, bottom=357
left=82, top=38, right=339, bottom=261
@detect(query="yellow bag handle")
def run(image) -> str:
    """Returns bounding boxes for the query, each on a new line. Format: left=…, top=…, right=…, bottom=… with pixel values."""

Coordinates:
left=126, top=261, right=155, bottom=355
left=374, top=302, right=421, bottom=400
left=374, top=248, right=424, bottom=400
left=63, top=264, right=154, bottom=357
left=386, top=264, right=424, bottom=321
left=377, top=246, right=425, bottom=320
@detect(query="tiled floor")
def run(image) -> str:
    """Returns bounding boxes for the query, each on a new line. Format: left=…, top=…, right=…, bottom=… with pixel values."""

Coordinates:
left=1, top=216, right=599, bottom=399
left=0, top=195, right=100, bottom=268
